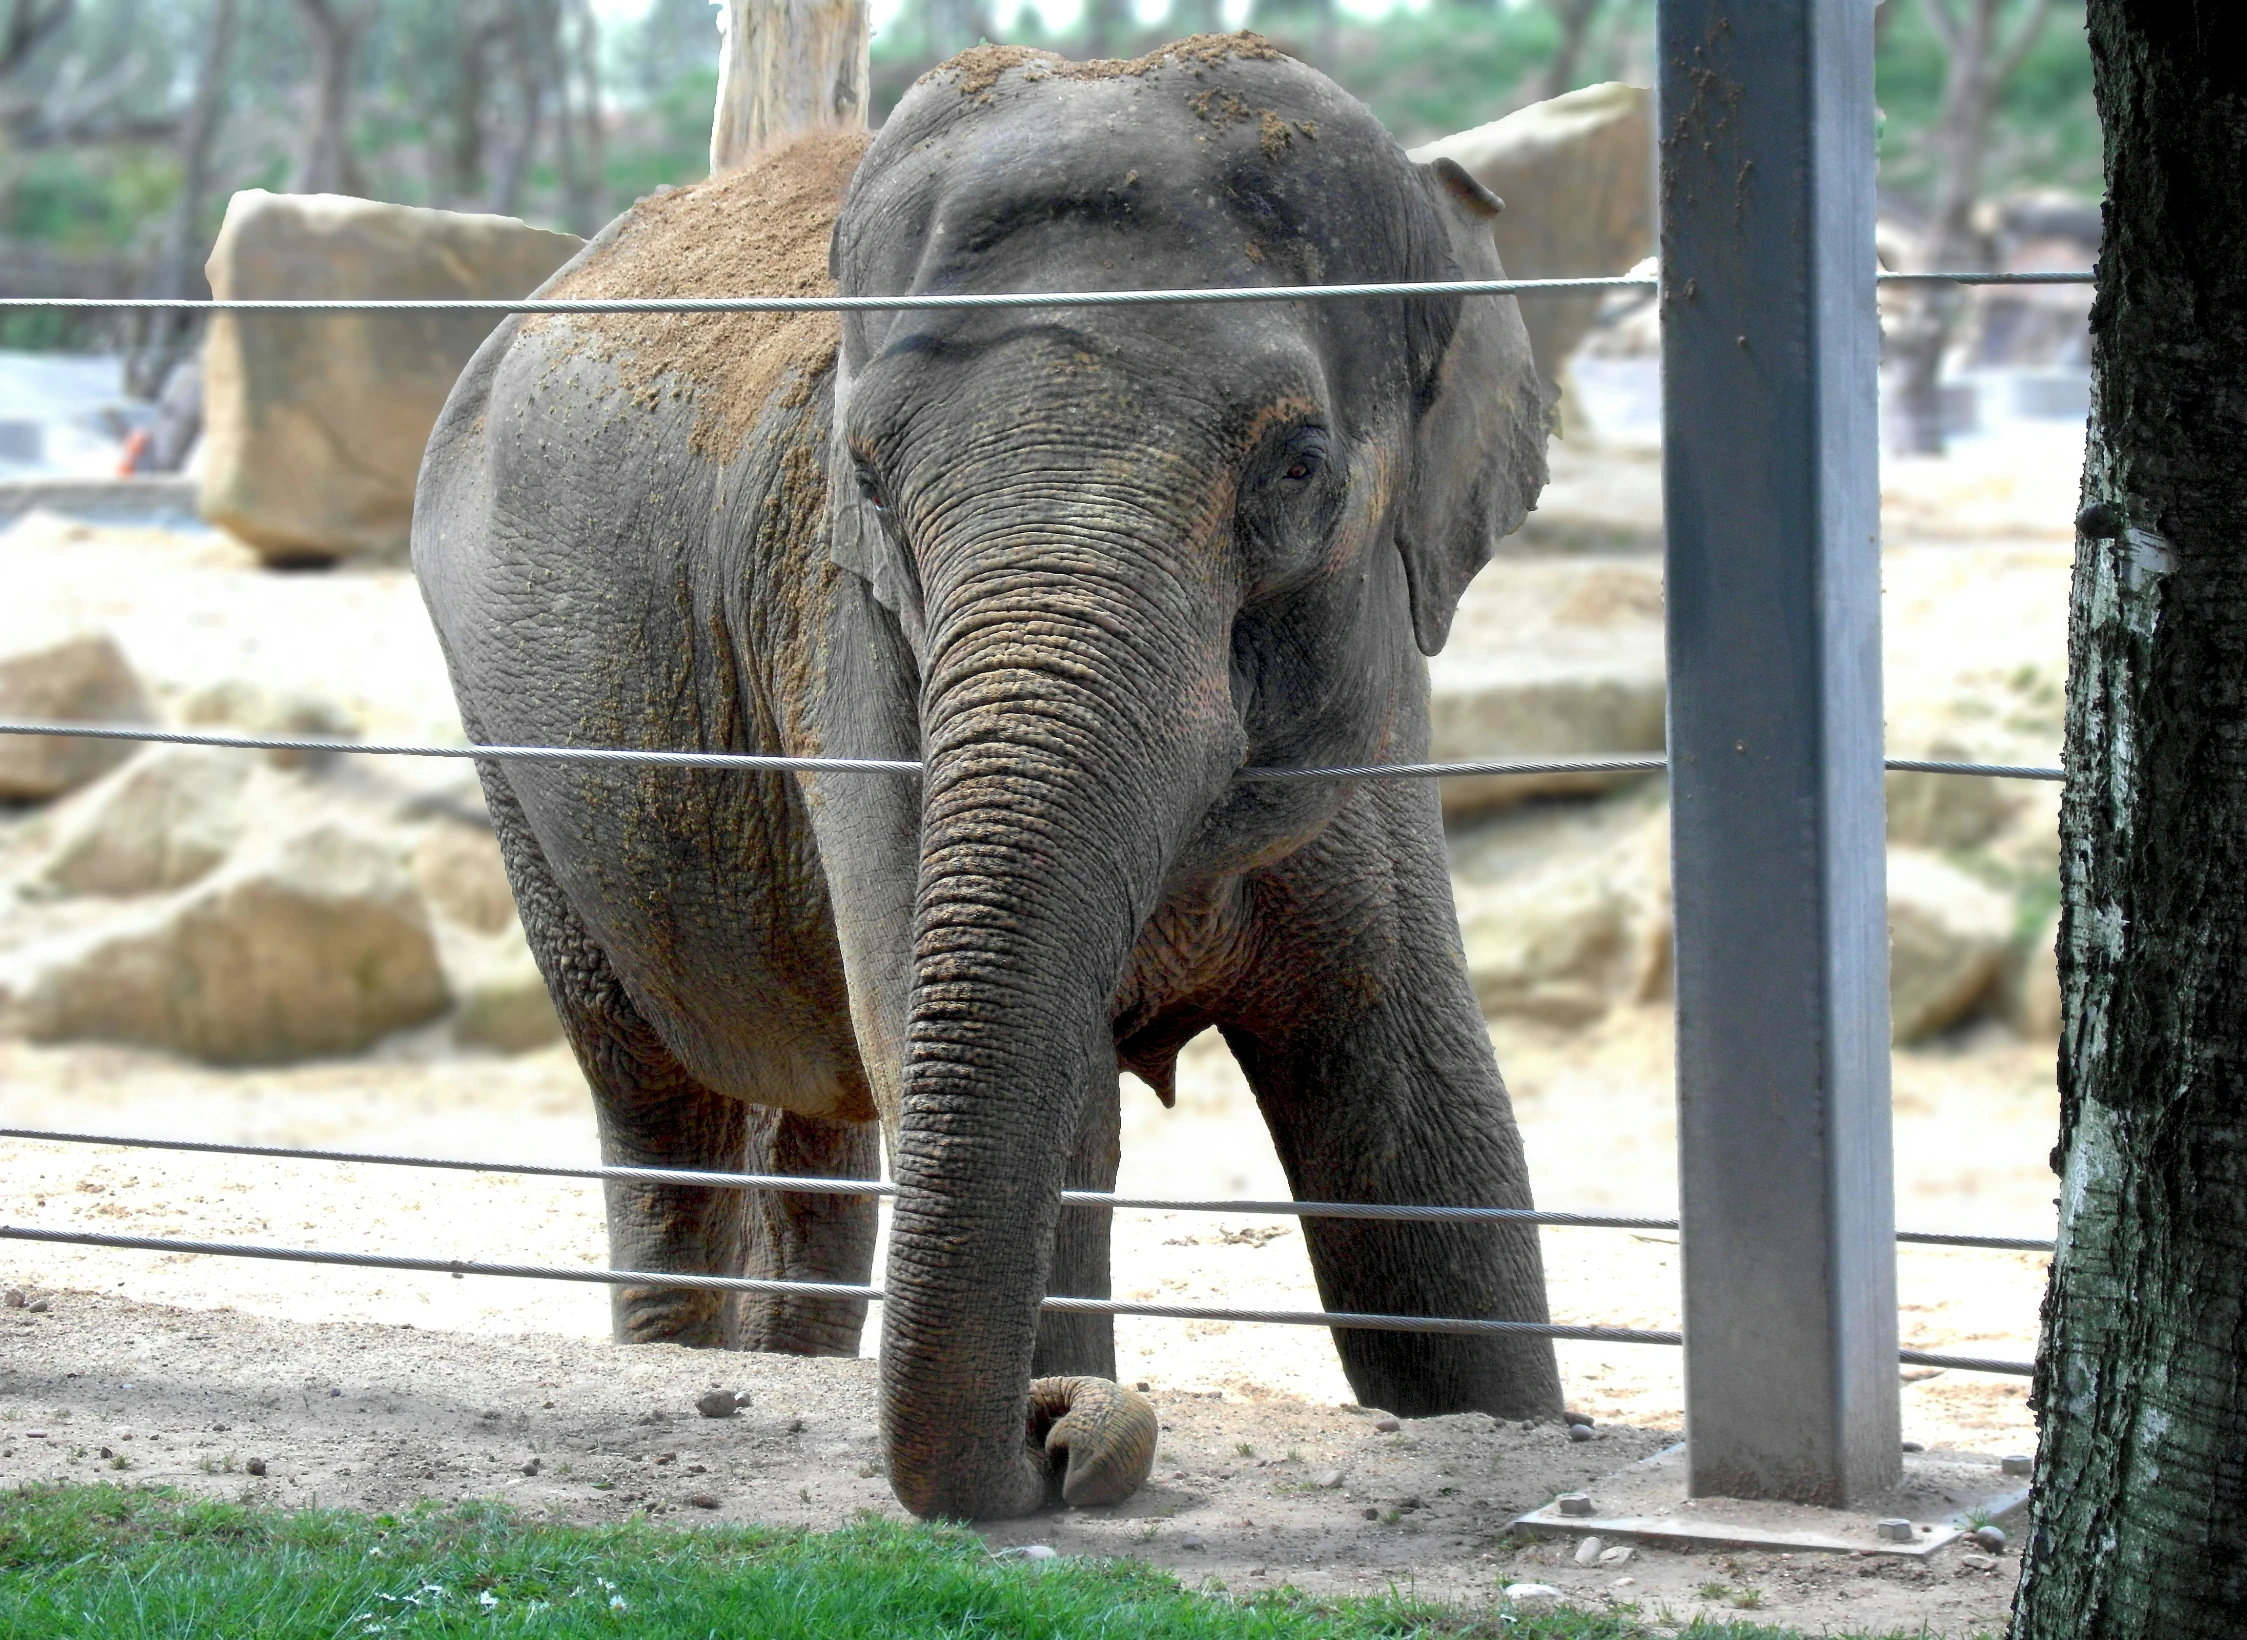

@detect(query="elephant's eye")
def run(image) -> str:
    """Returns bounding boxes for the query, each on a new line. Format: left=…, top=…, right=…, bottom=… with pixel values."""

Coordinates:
left=1268, top=428, right=1328, bottom=491
left=854, top=458, right=889, bottom=514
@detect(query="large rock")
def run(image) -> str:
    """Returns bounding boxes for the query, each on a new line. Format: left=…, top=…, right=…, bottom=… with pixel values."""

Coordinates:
left=1449, top=802, right=2021, bottom=1042
left=1887, top=847, right=2015, bottom=1043
left=411, top=822, right=517, bottom=935
left=1411, top=83, right=1655, bottom=390
left=0, top=631, right=153, bottom=801
left=1453, top=801, right=1670, bottom=1025
left=27, top=746, right=250, bottom=897
left=0, top=822, right=449, bottom=1062
left=199, top=191, right=581, bottom=564
left=2001, top=904, right=2063, bottom=1041
left=1429, top=559, right=1666, bottom=818
left=179, top=679, right=361, bottom=769
left=450, top=930, right=564, bottom=1054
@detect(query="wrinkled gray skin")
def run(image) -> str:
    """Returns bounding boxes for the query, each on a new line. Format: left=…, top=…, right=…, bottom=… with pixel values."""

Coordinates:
left=413, top=41, right=1562, bottom=1522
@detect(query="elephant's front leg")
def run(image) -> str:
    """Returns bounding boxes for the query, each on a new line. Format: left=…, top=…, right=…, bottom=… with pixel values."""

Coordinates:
left=1033, top=1072, right=1120, bottom=1380
left=1224, top=790, right=1565, bottom=1422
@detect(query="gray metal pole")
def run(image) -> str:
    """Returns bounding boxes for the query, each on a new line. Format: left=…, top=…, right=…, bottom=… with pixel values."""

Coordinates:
left=1657, top=0, right=1900, bottom=1506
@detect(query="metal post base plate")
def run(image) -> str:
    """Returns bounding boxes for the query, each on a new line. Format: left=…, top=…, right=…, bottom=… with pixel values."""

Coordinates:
left=1511, top=1444, right=2030, bottom=1559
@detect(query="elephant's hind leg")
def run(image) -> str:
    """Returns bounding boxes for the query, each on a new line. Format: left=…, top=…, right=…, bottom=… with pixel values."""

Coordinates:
left=479, top=762, right=877, bottom=1354
left=737, top=1107, right=880, bottom=1356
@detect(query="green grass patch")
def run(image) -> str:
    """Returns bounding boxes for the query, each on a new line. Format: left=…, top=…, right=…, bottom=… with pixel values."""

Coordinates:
left=0, top=1483, right=1963, bottom=1639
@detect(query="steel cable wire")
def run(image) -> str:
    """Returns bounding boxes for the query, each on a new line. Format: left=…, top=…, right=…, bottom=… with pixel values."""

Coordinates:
left=0, top=1127, right=2057, bottom=1251
left=0, top=1223, right=2031, bottom=1374
left=0, top=269, right=2089, bottom=317
left=0, top=721, right=2065, bottom=784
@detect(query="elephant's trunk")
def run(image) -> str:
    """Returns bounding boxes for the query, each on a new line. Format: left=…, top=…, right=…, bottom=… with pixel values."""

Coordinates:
left=880, top=482, right=1236, bottom=1520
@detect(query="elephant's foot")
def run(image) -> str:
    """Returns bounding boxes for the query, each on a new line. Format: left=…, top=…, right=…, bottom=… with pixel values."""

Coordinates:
left=737, top=1288, right=871, bottom=1357
left=612, top=1284, right=735, bottom=1348
left=1027, top=1377, right=1159, bottom=1508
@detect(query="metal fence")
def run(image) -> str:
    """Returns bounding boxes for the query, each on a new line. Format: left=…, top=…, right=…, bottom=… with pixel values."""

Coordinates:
left=1, top=209, right=2089, bottom=1457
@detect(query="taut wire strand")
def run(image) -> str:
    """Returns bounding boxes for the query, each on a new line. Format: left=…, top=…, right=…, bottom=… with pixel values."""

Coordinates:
left=0, top=1223, right=2034, bottom=1374
left=0, top=269, right=2088, bottom=315
left=0, top=721, right=2066, bottom=784
left=0, top=1127, right=2055, bottom=1250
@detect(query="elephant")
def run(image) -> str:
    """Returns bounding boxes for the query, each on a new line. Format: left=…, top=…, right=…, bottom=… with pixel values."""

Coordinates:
left=412, top=32, right=1563, bottom=1523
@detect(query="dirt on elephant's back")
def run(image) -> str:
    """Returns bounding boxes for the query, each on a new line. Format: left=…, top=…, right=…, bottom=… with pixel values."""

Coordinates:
left=534, top=129, right=870, bottom=460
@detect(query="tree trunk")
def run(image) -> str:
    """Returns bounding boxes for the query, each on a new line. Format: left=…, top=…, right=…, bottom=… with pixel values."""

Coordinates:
left=450, top=7, right=498, bottom=206
left=1536, top=0, right=1605, bottom=100
left=486, top=0, right=555, bottom=218
left=710, top=0, right=868, bottom=174
left=568, top=0, right=606, bottom=232
left=1083, top=0, right=1127, bottom=60
left=549, top=9, right=584, bottom=231
left=1889, top=0, right=2054, bottom=455
left=1174, top=0, right=1222, bottom=34
left=288, top=0, right=369, bottom=196
left=2011, top=5, right=2247, bottom=1636
left=129, top=0, right=236, bottom=400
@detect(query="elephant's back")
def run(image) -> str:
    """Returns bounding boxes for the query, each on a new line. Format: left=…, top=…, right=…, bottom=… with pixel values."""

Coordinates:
left=526, top=128, right=872, bottom=464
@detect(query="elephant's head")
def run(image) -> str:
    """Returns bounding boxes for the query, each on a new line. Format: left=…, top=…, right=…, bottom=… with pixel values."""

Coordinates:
left=826, top=35, right=1548, bottom=1520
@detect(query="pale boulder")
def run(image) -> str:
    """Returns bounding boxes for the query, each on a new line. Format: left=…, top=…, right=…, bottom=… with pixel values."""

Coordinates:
left=1411, top=83, right=1654, bottom=389
left=450, top=929, right=564, bottom=1054
left=2001, top=905, right=2063, bottom=1041
left=1887, top=847, right=2015, bottom=1043
left=411, top=822, right=517, bottom=935
left=1885, top=739, right=2023, bottom=849
left=0, top=822, right=449, bottom=1062
left=180, top=679, right=360, bottom=768
left=27, top=747, right=250, bottom=897
left=0, top=632, right=153, bottom=801
left=199, top=191, right=581, bottom=563
left=1430, top=559, right=1666, bottom=818
left=1454, top=804, right=1669, bottom=1024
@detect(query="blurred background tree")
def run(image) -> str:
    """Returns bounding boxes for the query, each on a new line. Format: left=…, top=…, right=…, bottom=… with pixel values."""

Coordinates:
left=0, top=0, right=2097, bottom=370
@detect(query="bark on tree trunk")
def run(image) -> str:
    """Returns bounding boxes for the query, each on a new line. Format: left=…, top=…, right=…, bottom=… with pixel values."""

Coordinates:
left=709, top=0, right=869, bottom=175
left=2011, top=5, right=2247, bottom=1635
left=288, top=0, right=370, bottom=196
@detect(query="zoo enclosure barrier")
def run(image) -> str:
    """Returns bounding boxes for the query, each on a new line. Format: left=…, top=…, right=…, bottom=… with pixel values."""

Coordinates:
left=0, top=259, right=2090, bottom=1403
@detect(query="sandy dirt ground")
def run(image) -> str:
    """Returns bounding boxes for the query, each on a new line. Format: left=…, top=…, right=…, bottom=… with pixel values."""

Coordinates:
left=0, top=1011, right=2050, bottom=1635
left=0, top=1286, right=2023, bottom=1636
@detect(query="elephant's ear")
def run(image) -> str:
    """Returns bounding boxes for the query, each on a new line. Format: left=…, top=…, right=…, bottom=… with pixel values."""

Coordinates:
left=1394, top=156, right=1552, bottom=657
left=826, top=377, right=929, bottom=661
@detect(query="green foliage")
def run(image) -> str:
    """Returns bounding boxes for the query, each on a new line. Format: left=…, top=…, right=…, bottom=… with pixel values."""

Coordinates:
left=0, top=0, right=2097, bottom=346
left=0, top=1483, right=1958, bottom=1640
left=1875, top=2, right=2099, bottom=203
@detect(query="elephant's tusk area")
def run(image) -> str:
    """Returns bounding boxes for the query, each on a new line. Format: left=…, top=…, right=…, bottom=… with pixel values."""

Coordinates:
left=1027, top=1376, right=1161, bottom=1508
